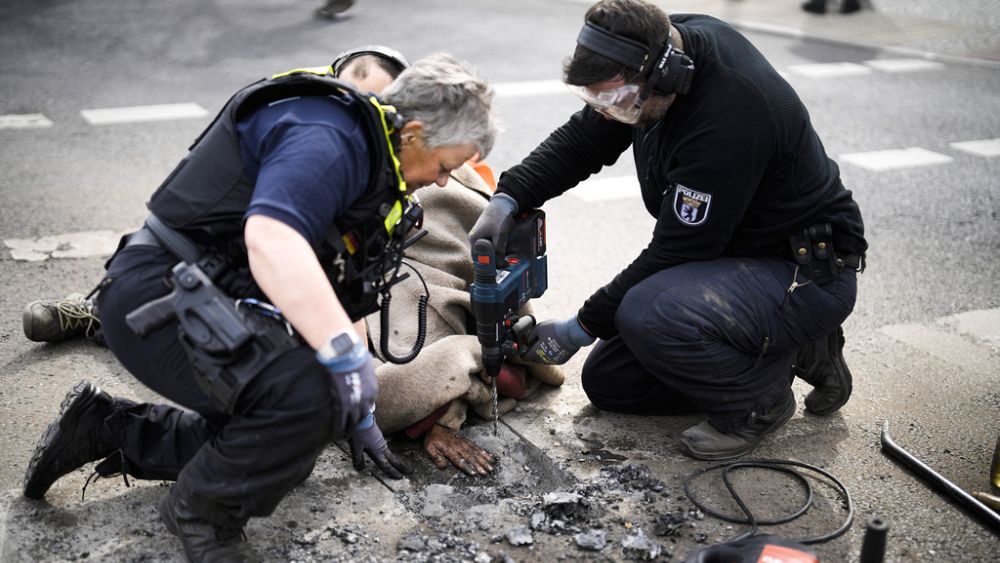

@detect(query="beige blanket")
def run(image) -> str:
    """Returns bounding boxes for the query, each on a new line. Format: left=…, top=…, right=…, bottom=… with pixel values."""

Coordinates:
left=368, top=164, right=563, bottom=433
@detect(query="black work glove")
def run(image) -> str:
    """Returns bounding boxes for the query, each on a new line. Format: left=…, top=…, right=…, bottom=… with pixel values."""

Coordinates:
left=468, top=193, right=518, bottom=261
left=349, top=411, right=413, bottom=480
left=317, top=333, right=378, bottom=434
left=520, top=315, right=596, bottom=365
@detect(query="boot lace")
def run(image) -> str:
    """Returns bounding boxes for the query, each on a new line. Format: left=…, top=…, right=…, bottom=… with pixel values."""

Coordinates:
left=55, top=296, right=101, bottom=339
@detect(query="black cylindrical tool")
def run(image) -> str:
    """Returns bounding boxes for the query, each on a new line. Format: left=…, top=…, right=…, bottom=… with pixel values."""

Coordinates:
left=858, top=517, right=888, bottom=563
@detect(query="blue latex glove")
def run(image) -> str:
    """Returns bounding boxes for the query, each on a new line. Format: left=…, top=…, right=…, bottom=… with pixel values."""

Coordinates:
left=316, top=336, right=378, bottom=435
left=468, top=193, right=517, bottom=260
left=349, top=411, right=412, bottom=479
left=521, top=315, right=596, bottom=365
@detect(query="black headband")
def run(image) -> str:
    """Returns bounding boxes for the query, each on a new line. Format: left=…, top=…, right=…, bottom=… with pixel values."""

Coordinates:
left=576, top=22, right=652, bottom=73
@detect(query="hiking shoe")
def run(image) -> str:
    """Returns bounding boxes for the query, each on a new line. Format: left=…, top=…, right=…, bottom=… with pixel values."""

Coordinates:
left=23, top=293, right=101, bottom=343
left=159, top=489, right=260, bottom=563
left=793, top=326, right=853, bottom=416
left=24, top=380, right=116, bottom=499
left=315, top=0, right=354, bottom=19
left=678, top=388, right=796, bottom=461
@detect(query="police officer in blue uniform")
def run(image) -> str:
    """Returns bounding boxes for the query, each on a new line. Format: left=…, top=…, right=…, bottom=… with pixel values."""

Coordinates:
left=24, top=49, right=497, bottom=561
left=470, top=0, right=866, bottom=461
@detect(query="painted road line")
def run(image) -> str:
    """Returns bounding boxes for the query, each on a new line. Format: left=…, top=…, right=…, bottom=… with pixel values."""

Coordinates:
left=949, top=138, right=1000, bottom=158
left=0, top=113, right=53, bottom=129
left=839, top=147, right=953, bottom=172
left=570, top=175, right=641, bottom=202
left=864, top=58, right=946, bottom=73
left=786, top=62, right=872, bottom=79
left=880, top=323, right=997, bottom=375
left=81, top=103, right=209, bottom=125
left=494, top=80, right=569, bottom=98
left=938, top=308, right=1000, bottom=348
left=3, top=230, right=126, bottom=261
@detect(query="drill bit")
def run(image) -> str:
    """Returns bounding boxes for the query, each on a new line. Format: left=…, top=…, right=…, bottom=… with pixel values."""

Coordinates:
left=491, top=378, right=499, bottom=435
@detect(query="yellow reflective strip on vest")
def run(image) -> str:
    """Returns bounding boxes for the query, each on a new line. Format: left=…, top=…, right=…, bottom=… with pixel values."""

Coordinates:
left=270, top=65, right=335, bottom=79
left=366, top=95, right=408, bottom=235
left=383, top=200, right=403, bottom=234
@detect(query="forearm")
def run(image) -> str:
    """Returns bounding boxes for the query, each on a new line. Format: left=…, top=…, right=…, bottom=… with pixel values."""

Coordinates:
left=245, top=215, right=355, bottom=350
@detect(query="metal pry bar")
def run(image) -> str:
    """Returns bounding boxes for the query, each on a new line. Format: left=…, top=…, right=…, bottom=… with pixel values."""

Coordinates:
left=880, top=420, right=1000, bottom=536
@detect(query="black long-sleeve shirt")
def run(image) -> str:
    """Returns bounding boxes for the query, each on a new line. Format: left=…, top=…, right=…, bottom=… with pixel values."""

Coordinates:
left=496, top=14, right=867, bottom=339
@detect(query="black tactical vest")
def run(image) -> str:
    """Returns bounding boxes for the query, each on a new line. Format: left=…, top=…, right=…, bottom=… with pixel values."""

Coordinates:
left=146, top=69, right=408, bottom=318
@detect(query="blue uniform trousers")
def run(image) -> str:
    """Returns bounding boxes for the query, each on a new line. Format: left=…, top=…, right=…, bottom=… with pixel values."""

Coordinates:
left=581, top=257, right=857, bottom=432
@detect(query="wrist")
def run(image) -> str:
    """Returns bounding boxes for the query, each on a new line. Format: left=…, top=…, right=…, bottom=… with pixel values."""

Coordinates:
left=561, top=315, right=596, bottom=347
left=491, top=193, right=518, bottom=215
left=316, top=329, right=367, bottom=369
left=355, top=409, right=376, bottom=430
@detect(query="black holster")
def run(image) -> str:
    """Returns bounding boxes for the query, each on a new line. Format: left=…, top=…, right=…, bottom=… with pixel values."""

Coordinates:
left=789, top=223, right=838, bottom=284
left=126, top=261, right=300, bottom=414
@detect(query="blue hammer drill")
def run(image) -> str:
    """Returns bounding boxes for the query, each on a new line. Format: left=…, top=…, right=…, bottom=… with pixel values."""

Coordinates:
left=470, top=209, right=548, bottom=379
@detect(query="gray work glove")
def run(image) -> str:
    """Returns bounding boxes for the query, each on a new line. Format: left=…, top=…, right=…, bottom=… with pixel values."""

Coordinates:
left=349, top=411, right=413, bottom=479
left=520, top=315, right=596, bottom=365
left=468, top=193, right=518, bottom=261
left=317, top=335, right=378, bottom=435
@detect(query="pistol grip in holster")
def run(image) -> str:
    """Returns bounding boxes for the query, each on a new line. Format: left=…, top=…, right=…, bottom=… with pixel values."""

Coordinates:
left=126, top=261, right=298, bottom=414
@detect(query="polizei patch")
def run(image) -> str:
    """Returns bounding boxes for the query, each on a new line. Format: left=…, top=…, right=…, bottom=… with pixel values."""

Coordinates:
left=672, top=185, right=711, bottom=226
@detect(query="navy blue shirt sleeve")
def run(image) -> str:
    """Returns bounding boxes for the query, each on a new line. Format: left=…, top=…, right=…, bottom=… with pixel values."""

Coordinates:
left=237, top=95, right=371, bottom=245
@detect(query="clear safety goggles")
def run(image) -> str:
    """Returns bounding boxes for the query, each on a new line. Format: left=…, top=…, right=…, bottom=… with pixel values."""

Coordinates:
left=566, top=82, right=643, bottom=124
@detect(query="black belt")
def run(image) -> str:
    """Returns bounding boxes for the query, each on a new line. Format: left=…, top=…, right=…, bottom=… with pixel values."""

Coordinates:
left=123, top=216, right=233, bottom=285
left=837, top=254, right=865, bottom=273
left=123, top=226, right=160, bottom=249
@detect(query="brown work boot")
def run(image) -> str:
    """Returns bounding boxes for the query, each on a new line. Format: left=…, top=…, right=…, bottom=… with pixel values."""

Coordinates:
left=24, top=380, right=117, bottom=499
left=793, top=326, right=853, bottom=416
left=159, top=488, right=260, bottom=563
left=23, top=293, right=101, bottom=343
left=678, top=388, right=796, bottom=461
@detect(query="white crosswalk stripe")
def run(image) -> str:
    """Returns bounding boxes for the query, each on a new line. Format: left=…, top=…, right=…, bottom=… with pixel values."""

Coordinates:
left=80, top=103, right=209, bottom=125
left=494, top=80, right=570, bottom=98
left=839, top=147, right=953, bottom=171
left=864, top=58, right=946, bottom=73
left=949, top=138, right=1000, bottom=158
left=569, top=175, right=641, bottom=202
left=880, top=307, right=1000, bottom=373
left=0, top=113, right=53, bottom=129
left=786, top=62, right=872, bottom=78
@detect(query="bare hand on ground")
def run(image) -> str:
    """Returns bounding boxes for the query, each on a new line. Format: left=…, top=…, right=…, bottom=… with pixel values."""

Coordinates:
left=424, top=424, right=494, bottom=476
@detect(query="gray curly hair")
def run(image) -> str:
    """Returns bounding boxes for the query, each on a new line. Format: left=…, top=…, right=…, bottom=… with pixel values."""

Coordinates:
left=381, top=53, right=498, bottom=157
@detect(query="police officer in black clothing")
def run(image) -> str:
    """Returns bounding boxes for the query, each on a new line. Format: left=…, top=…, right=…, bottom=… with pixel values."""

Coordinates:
left=23, top=49, right=497, bottom=562
left=470, top=0, right=866, bottom=461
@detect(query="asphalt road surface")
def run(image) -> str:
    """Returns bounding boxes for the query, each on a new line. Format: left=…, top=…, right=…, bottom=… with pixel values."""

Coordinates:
left=1, top=1, right=998, bottom=561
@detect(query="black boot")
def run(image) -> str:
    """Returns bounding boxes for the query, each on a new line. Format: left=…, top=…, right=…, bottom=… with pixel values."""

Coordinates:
left=678, top=387, right=796, bottom=461
left=315, top=0, right=355, bottom=19
left=801, top=0, right=827, bottom=14
left=159, top=488, right=260, bottom=563
left=841, top=0, right=862, bottom=13
left=793, top=326, right=853, bottom=416
left=23, top=380, right=117, bottom=499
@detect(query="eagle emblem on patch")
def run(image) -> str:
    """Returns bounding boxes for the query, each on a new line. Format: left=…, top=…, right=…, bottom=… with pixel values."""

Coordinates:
left=672, top=185, right=711, bottom=226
